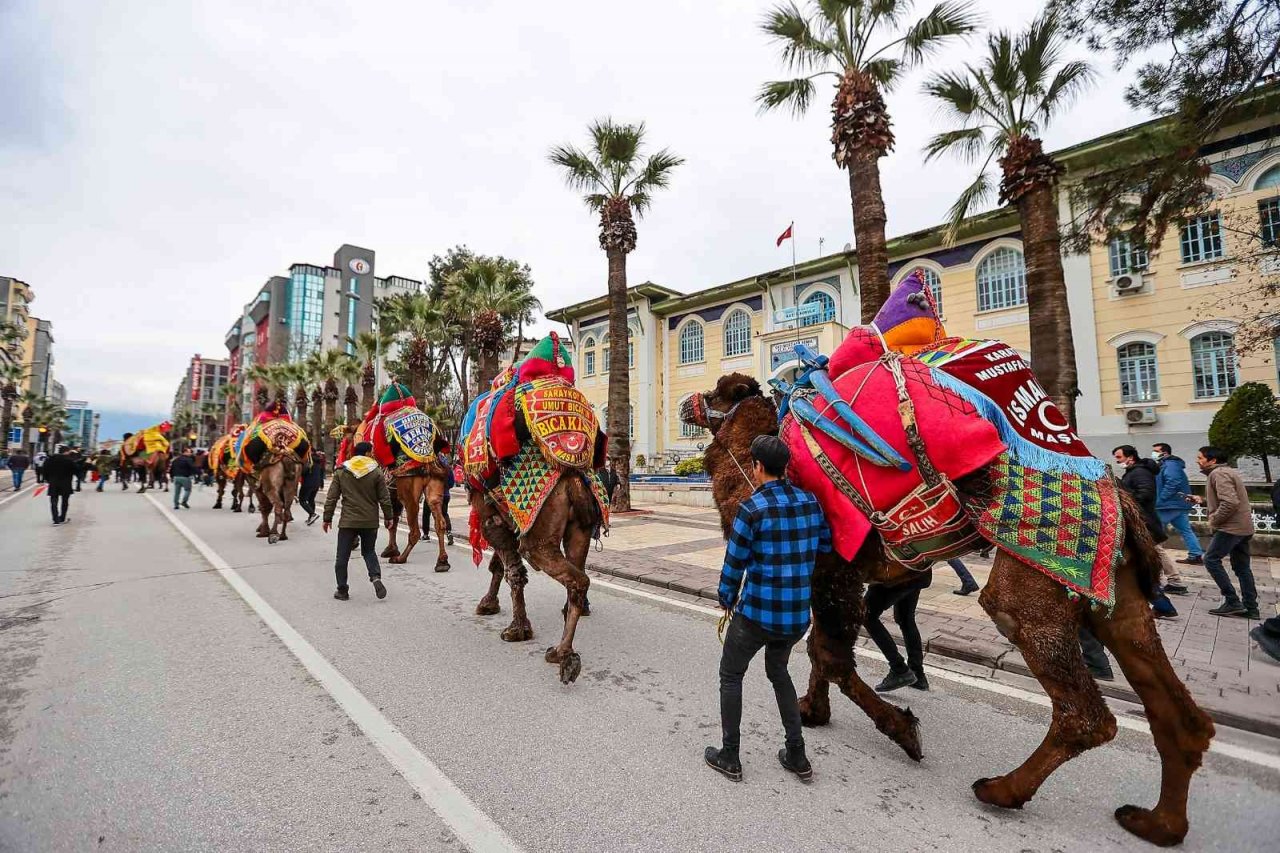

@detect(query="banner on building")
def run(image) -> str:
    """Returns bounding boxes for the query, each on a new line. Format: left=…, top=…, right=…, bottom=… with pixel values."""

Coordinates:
left=190, top=356, right=202, bottom=401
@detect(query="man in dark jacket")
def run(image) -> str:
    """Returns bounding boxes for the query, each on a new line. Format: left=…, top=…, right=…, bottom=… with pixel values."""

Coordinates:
left=1152, top=443, right=1203, bottom=572
left=7, top=449, right=30, bottom=491
left=299, top=450, right=326, bottom=525
left=169, top=448, right=197, bottom=509
left=1114, top=445, right=1177, bottom=618
left=323, top=442, right=393, bottom=601
left=41, top=448, right=77, bottom=525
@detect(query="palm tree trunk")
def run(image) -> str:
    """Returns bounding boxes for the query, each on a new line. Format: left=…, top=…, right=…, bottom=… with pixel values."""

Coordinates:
left=324, top=386, right=338, bottom=458
left=344, top=385, right=359, bottom=429
left=1018, top=183, right=1079, bottom=427
left=361, top=367, right=375, bottom=413
left=310, top=388, right=324, bottom=452
left=847, top=153, right=891, bottom=321
left=606, top=247, right=632, bottom=511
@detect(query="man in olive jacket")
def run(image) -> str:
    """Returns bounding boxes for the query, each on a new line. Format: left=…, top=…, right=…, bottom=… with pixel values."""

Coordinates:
left=1190, top=446, right=1258, bottom=619
left=322, top=442, right=394, bottom=601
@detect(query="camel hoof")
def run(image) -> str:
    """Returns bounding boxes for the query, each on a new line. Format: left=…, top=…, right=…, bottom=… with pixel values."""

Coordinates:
left=1114, top=805, right=1186, bottom=847
left=213, top=502, right=222, bottom=510
left=500, top=624, right=534, bottom=643
left=231, top=506, right=241, bottom=513
left=381, top=547, right=397, bottom=559
left=475, top=599, right=501, bottom=616
left=256, top=531, right=269, bottom=538
left=268, top=533, right=279, bottom=545
left=278, top=532, right=288, bottom=541
left=972, top=776, right=1029, bottom=810
left=559, top=653, right=582, bottom=684
left=434, top=560, right=450, bottom=573
left=389, top=555, right=407, bottom=565
left=798, top=696, right=831, bottom=727
left=898, top=709, right=924, bottom=762
left=545, top=646, right=562, bottom=663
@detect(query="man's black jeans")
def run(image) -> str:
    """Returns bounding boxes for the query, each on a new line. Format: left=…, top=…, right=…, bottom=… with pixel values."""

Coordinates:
left=48, top=488, right=70, bottom=523
left=719, top=614, right=804, bottom=756
left=1204, top=531, right=1257, bottom=609
left=864, top=571, right=932, bottom=671
left=335, top=528, right=381, bottom=589
left=298, top=485, right=320, bottom=517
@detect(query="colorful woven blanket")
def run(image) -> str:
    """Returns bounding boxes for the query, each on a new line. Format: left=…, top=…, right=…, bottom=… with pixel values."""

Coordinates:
left=122, top=422, right=171, bottom=457
left=210, top=425, right=247, bottom=476
left=239, top=417, right=310, bottom=474
left=517, top=377, right=597, bottom=470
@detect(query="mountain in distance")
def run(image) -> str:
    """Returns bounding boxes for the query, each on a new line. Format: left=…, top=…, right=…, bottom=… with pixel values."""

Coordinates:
left=95, top=409, right=170, bottom=442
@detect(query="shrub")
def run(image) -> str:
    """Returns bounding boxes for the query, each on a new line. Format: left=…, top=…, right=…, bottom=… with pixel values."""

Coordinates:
left=1208, top=382, right=1280, bottom=480
left=635, top=454, right=646, bottom=469
left=673, top=455, right=705, bottom=476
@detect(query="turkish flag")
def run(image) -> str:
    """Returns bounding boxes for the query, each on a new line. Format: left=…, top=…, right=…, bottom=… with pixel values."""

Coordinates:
left=776, top=222, right=793, bottom=247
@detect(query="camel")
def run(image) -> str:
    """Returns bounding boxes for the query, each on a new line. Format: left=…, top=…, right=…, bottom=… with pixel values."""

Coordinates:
left=253, top=456, right=301, bottom=544
left=684, top=372, right=1213, bottom=847
left=236, top=403, right=310, bottom=544
left=119, top=443, right=168, bottom=494
left=209, top=427, right=255, bottom=513
left=382, top=460, right=452, bottom=569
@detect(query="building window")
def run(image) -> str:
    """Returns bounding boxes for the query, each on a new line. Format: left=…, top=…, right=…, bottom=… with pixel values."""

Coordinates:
left=799, top=291, right=836, bottom=327
left=582, top=336, right=596, bottom=376
left=1190, top=331, right=1237, bottom=399
left=601, top=333, right=611, bottom=373
left=976, top=247, right=1027, bottom=311
left=1108, top=235, right=1149, bottom=277
left=1180, top=213, right=1223, bottom=264
left=628, top=327, right=635, bottom=368
left=1117, top=342, right=1160, bottom=403
left=1255, top=163, right=1280, bottom=190
left=678, top=396, right=705, bottom=439
left=723, top=309, right=752, bottom=357
left=598, top=405, right=634, bottom=439
left=1259, top=198, right=1280, bottom=247
left=679, top=321, right=705, bottom=364
left=918, top=268, right=943, bottom=316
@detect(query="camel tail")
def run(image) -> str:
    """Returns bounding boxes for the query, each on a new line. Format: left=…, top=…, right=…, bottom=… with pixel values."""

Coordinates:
left=1116, top=489, right=1161, bottom=602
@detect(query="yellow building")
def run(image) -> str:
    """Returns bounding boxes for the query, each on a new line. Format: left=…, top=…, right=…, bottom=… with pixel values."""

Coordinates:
left=548, top=109, right=1280, bottom=472
left=0, top=276, right=34, bottom=371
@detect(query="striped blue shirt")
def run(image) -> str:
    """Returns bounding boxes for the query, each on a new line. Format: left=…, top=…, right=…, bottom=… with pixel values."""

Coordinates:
left=719, top=479, right=830, bottom=636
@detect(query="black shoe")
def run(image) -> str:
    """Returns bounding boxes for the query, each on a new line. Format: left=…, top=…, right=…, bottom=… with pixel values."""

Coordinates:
left=334, top=588, right=350, bottom=601
left=181, top=502, right=190, bottom=509
left=875, top=666, right=917, bottom=692
left=953, top=583, right=980, bottom=596
left=1238, top=607, right=1261, bottom=620
left=373, top=579, right=387, bottom=600
left=447, top=533, right=455, bottom=546
left=907, top=668, right=930, bottom=690
left=777, top=748, right=813, bottom=782
left=1176, top=555, right=1204, bottom=565
left=1152, top=608, right=1178, bottom=620
left=306, top=513, right=318, bottom=526
left=704, top=747, right=742, bottom=782
left=1163, top=583, right=1190, bottom=596
left=1209, top=602, right=1246, bottom=617
left=1088, top=667, right=1115, bottom=682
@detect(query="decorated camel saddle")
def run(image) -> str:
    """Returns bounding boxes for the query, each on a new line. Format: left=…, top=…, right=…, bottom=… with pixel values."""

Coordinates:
left=462, top=333, right=610, bottom=554
left=773, top=270, right=1123, bottom=608
left=210, top=424, right=248, bottom=477
left=338, top=383, right=446, bottom=476
left=120, top=421, right=171, bottom=461
left=237, top=402, right=311, bottom=476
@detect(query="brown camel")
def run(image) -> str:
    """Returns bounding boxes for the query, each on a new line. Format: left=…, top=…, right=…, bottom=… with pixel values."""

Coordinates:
left=210, top=429, right=254, bottom=513
left=254, top=456, right=301, bottom=544
left=685, top=373, right=1213, bottom=847
left=122, top=449, right=168, bottom=494
left=382, top=463, right=452, bottom=570
left=469, top=470, right=601, bottom=685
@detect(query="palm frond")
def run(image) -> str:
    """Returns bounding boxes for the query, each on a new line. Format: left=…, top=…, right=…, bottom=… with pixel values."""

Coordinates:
left=547, top=143, right=606, bottom=194
left=922, top=68, right=983, bottom=120
left=943, top=169, right=995, bottom=245
left=760, top=1, right=837, bottom=72
left=865, top=57, right=902, bottom=90
left=922, top=127, right=988, bottom=164
left=1039, top=59, right=1095, bottom=121
left=757, top=77, right=818, bottom=116
left=898, top=0, right=981, bottom=66
left=626, top=149, right=686, bottom=204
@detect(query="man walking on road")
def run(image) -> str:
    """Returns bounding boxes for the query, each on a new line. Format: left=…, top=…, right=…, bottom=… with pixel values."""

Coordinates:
left=169, top=448, right=197, bottom=509
left=94, top=449, right=113, bottom=491
left=323, top=441, right=393, bottom=602
left=41, top=447, right=76, bottom=525
left=8, top=448, right=29, bottom=491
left=298, top=450, right=326, bottom=525
left=1112, top=445, right=1177, bottom=618
left=705, top=435, right=828, bottom=784
left=1189, top=446, right=1259, bottom=619
left=1152, top=443, right=1201, bottom=580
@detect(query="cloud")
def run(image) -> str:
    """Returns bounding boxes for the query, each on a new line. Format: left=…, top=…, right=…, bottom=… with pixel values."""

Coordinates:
left=1, top=0, right=1142, bottom=414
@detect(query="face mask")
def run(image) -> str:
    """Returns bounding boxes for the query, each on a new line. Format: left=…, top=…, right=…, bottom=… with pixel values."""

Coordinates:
left=1152, top=451, right=1163, bottom=460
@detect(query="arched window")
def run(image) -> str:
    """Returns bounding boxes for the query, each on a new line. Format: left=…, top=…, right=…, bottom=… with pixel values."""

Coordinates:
left=679, top=321, right=704, bottom=364
left=1190, top=332, right=1238, bottom=398
left=1256, top=163, right=1280, bottom=190
left=920, top=268, right=943, bottom=316
left=800, top=291, right=836, bottom=327
left=601, top=332, right=611, bottom=373
left=976, top=247, right=1027, bottom=311
left=581, top=336, right=596, bottom=376
left=599, top=404, right=634, bottom=438
left=1117, top=342, right=1160, bottom=403
left=678, top=396, right=705, bottom=439
left=723, top=309, right=752, bottom=357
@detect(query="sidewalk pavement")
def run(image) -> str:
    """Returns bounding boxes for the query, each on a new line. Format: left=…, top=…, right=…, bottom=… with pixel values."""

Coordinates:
left=590, top=505, right=1280, bottom=738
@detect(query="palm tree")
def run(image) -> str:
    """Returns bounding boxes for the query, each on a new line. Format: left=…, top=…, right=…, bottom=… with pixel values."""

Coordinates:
left=550, top=119, right=683, bottom=512
left=220, top=380, right=242, bottom=431
left=244, top=364, right=272, bottom=413
left=311, top=349, right=357, bottom=455
left=22, top=393, right=68, bottom=453
left=378, top=292, right=452, bottom=405
left=1, top=361, right=29, bottom=453
left=349, top=330, right=394, bottom=411
left=922, top=11, right=1093, bottom=423
left=337, top=354, right=363, bottom=427
left=758, top=0, right=979, bottom=318
left=444, top=258, right=543, bottom=393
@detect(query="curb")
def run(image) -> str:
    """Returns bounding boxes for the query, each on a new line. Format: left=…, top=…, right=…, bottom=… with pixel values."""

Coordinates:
left=586, top=558, right=1280, bottom=741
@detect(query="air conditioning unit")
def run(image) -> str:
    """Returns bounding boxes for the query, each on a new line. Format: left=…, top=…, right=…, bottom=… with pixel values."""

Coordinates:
left=1113, top=272, right=1146, bottom=294
left=1125, top=406, right=1158, bottom=425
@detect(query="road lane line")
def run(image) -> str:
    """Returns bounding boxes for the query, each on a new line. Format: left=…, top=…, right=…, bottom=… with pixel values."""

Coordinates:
left=0, top=486, right=31, bottom=508
left=146, top=496, right=523, bottom=853
left=584, top=573, right=1280, bottom=771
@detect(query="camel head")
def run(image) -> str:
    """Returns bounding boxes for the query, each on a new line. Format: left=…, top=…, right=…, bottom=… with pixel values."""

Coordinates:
left=679, top=372, right=768, bottom=437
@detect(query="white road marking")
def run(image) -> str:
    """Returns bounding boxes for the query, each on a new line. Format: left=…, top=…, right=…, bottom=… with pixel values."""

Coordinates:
left=147, top=496, right=523, bottom=853
left=585, top=574, right=1280, bottom=772
left=0, top=486, right=32, bottom=508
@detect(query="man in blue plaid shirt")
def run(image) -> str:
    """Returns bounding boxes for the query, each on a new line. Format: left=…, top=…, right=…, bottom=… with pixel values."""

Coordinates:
left=705, top=435, right=830, bottom=783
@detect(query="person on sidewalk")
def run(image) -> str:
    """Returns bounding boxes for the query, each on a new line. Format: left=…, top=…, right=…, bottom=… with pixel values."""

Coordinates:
left=298, top=450, right=326, bottom=525
left=1251, top=616, right=1280, bottom=664
left=948, top=558, right=980, bottom=596
left=866, top=570, right=934, bottom=691
left=322, top=442, right=393, bottom=602
left=1112, top=445, right=1178, bottom=619
left=602, top=461, right=621, bottom=507
left=7, top=449, right=29, bottom=491
left=705, top=435, right=828, bottom=784
left=1189, top=447, right=1259, bottom=619
left=1152, top=443, right=1202, bottom=579
left=169, top=448, right=197, bottom=509
left=41, top=448, right=76, bottom=525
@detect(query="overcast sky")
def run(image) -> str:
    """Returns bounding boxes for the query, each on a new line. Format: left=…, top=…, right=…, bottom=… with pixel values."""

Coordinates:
left=1, top=0, right=1145, bottom=425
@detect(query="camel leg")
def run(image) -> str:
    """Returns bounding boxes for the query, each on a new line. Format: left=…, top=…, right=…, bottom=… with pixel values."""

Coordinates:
left=213, top=476, right=225, bottom=509
left=427, top=479, right=450, bottom=572
left=382, top=482, right=402, bottom=559
left=1088, top=557, right=1214, bottom=847
left=971, top=553, right=1116, bottom=810
left=484, top=513, right=532, bottom=642
left=525, top=528, right=589, bottom=685
left=256, top=486, right=272, bottom=538
left=391, top=478, right=424, bottom=565
left=475, top=551, right=504, bottom=615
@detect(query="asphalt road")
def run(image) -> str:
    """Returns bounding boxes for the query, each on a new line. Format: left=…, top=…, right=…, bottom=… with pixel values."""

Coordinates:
left=1, top=481, right=1278, bottom=852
